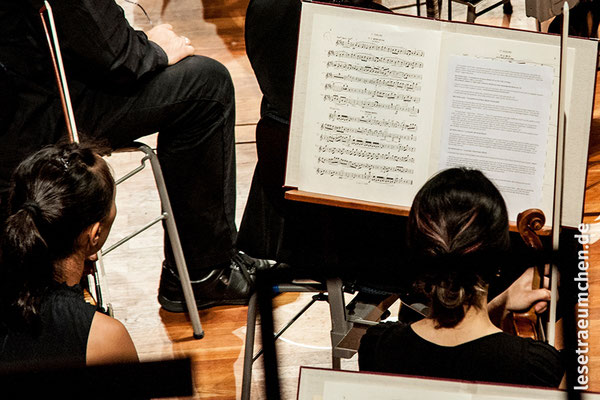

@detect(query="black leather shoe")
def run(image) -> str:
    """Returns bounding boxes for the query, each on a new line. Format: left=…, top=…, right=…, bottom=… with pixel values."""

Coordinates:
left=157, top=252, right=276, bottom=312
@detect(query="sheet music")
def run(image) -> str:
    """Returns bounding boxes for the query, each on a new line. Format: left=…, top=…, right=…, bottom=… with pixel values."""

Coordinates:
left=438, top=55, right=553, bottom=221
left=296, top=12, right=442, bottom=206
left=321, top=381, right=570, bottom=400
left=287, top=3, right=597, bottom=227
left=298, top=367, right=600, bottom=400
left=323, top=381, right=470, bottom=400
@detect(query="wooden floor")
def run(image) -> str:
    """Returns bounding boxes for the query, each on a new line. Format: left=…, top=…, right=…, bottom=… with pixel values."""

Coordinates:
left=102, top=1, right=600, bottom=399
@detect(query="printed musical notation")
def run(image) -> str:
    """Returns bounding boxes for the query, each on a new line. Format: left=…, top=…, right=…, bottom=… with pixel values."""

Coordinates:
left=326, top=61, right=422, bottom=80
left=335, top=38, right=425, bottom=57
left=324, top=83, right=420, bottom=102
left=319, top=133, right=417, bottom=146
left=324, top=94, right=420, bottom=114
left=321, top=122, right=416, bottom=137
left=319, top=145, right=416, bottom=160
left=325, top=73, right=422, bottom=91
left=328, top=50, right=424, bottom=69
left=316, top=167, right=414, bottom=185
left=318, top=155, right=415, bottom=169
left=328, top=111, right=418, bottom=130
left=304, top=28, right=429, bottom=192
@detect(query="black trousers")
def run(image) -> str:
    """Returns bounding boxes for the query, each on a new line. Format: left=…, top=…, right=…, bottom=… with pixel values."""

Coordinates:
left=237, top=116, right=411, bottom=290
left=2, top=56, right=237, bottom=276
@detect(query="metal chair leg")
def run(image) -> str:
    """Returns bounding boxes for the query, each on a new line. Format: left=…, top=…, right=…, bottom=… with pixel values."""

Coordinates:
left=326, top=278, right=352, bottom=370
left=241, top=293, right=258, bottom=400
left=136, top=143, right=204, bottom=339
left=467, top=5, right=476, bottom=22
left=241, top=283, right=328, bottom=399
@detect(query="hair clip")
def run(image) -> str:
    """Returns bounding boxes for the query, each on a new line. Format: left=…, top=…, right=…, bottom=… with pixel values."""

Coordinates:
left=58, top=156, right=70, bottom=171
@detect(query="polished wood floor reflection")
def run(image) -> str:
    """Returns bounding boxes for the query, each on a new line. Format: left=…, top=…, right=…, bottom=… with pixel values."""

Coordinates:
left=105, top=1, right=600, bottom=398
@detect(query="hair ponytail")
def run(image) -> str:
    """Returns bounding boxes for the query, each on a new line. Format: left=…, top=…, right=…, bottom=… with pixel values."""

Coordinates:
left=0, top=142, right=114, bottom=330
left=408, top=168, right=509, bottom=328
left=2, top=207, right=53, bottom=328
left=423, top=272, right=486, bottom=328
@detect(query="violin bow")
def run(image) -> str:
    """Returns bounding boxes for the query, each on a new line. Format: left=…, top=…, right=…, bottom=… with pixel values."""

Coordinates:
left=547, top=2, right=570, bottom=346
left=39, top=1, right=79, bottom=144
left=39, top=2, right=106, bottom=311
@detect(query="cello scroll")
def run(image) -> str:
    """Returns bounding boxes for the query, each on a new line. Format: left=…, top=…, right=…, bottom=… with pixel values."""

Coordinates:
left=502, top=209, right=546, bottom=341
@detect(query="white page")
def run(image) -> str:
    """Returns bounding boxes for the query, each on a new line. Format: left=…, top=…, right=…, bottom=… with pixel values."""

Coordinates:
left=431, top=31, right=563, bottom=225
left=322, top=381, right=470, bottom=400
left=287, top=4, right=595, bottom=228
left=429, top=28, right=592, bottom=228
left=296, top=12, right=442, bottom=206
left=299, top=367, right=600, bottom=400
left=438, top=55, right=553, bottom=222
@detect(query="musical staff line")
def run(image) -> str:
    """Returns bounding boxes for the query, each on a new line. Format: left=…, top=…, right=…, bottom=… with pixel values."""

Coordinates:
left=324, top=94, right=420, bottom=114
left=320, top=123, right=418, bottom=141
left=324, top=82, right=420, bottom=102
left=319, top=133, right=418, bottom=147
left=325, top=73, right=422, bottom=91
left=328, top=50, right=424, bottom=69
left=318, top=155, right=415, bottom=170
left=327, top=61, right=422, bottom=80
left=316, top=167, right=415, bottom=185
left=328, top=112, right=418, bottom=130
left=318, top=145, right=416, bottom=160
left=335, top=38, right=425, bottom=57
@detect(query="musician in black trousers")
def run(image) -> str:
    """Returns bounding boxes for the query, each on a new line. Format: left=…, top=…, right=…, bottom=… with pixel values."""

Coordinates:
left=239, top=0, right=572, bottom=299
left=237, top=0, right=413, bottom=291
left=0, top=0, right=274, bottom=312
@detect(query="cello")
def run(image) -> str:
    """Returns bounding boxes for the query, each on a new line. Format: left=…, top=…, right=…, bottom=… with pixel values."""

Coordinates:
left=503, top=2, right=572, bottom=347
left=502, top=208, right=547, bottom=341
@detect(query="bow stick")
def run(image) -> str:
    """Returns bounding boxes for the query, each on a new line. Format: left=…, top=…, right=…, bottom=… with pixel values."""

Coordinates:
left=547, top=1, right=570, bottom=346
left=39, top=1, right=79, bottom=144
left=39, top=2, right=106, bottom=310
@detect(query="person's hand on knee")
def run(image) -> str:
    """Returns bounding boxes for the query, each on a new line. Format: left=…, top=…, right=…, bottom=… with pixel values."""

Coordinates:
left=147, top=24, right=194, bottom=65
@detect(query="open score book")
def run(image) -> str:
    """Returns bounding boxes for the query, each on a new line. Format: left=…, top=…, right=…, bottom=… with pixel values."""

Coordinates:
left=284, top=1, right=598, bottom=228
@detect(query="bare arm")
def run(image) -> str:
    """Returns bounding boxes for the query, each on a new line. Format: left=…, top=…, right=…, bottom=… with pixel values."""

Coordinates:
left=488, top=266, right=551, bottom=327
left=86, top=311, right=139, bottom=365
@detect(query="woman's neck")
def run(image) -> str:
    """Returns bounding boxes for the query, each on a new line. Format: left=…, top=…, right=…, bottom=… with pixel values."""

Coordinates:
left=411, top=303, right=502, bottom=346
left=53, top=253, right=85, bottom=286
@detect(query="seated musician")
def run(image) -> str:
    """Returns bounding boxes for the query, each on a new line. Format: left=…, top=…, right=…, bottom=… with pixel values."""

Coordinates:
left=0, top=143, right=138, bottom=366
left=359, top=168, right=563, bottom=387
left=240, top=0, right=408, bottom=289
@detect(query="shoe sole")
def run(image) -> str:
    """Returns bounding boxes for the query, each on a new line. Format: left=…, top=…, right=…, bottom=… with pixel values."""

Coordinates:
left=158, top=294, right=249, bottom=313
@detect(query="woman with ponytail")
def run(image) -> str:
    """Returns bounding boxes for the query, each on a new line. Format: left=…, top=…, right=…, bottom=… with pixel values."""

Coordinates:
left=0, top=142, right=138, bottom=366
left=359, top=168, right=563, bottom=387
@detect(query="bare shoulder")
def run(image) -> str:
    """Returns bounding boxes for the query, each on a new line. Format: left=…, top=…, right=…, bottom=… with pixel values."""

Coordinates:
left=86, top=311, right=139, bottom=366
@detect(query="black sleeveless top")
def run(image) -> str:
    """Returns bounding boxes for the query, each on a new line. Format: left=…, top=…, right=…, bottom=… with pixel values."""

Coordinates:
left=0, top=283, right=97, bottom=367
left=359, top=322, right=564, bottom=387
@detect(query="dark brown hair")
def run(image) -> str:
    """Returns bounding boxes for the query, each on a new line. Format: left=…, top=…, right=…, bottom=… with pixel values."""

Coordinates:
left=0, top=142, right=114, bottom=329
left=408, top=168, right=509, bottom=328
